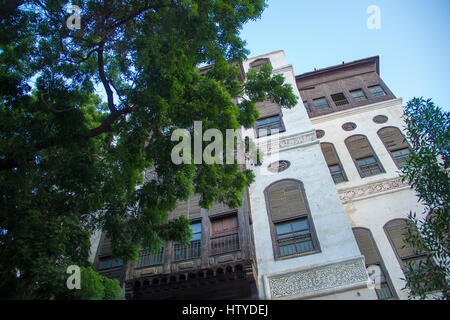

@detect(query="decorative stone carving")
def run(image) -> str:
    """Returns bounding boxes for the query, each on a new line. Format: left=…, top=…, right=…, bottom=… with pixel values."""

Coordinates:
left=267, top=160, right=291, bottom=173
left=267, top=257, right=368, bottom=299
left=338, top=177, right=409, bottom=202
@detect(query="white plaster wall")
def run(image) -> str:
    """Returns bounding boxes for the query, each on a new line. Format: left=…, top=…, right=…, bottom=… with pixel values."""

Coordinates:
left=344, top=189, right=425, bottom=300
left=311, top=98, right=427, bottom=299
left=243, top=51, right=366, bottom=299
left=311, top=98, right=407, bottom=190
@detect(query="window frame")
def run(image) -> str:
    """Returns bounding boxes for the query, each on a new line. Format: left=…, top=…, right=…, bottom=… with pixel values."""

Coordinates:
left=173, top=220, right=202, bottom=262
left=209, top=212, right=240, bottom=256
left=264, top=179, right=321, bottom=260
left=320, top=142, right=348, bottom=184
left=345, top=134, right=385, bottom=178
left=352, top=227, right=397, bottom=300
left=350, top=88, right=367, bottom=102
left=312, top=97, right=331, bottom=111
left=383, top=219, right=429, bottom=272
left=330, top=92, right=349, bottom=107
left=249, top=58, right=272, bottom=71
left=255, top=113, right=286, bottom=138
left=377, top=126, right=412, bottom=169
left=368, top=84, right=387, bottom=97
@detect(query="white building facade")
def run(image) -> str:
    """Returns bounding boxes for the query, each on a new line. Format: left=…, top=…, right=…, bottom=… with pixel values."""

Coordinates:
left=242, top=50, right=424, bottom=300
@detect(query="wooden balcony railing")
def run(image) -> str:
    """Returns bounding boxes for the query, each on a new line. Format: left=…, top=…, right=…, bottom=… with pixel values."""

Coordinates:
left=173, top=240, right=201, bottom=261
left=210, top=233, right=240, bottom=255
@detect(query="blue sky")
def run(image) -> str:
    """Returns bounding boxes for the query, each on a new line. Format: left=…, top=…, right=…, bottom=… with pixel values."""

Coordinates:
left=240, top=0, right=450, bottom=111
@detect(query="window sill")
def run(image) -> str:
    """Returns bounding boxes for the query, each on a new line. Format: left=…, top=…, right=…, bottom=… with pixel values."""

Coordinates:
left=275, top=249, right=321, bottom=261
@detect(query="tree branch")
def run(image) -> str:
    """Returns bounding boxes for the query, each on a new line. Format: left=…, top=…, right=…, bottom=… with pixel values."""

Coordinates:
left=97, top=42, right=117, bottom=113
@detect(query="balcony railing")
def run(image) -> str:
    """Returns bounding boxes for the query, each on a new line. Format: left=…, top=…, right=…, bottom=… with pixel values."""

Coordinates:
left=210, top=233, right=240, bottom=255
left=174, top=240, right=201, bottom=261
left=138, top=248, right=164, bottom=267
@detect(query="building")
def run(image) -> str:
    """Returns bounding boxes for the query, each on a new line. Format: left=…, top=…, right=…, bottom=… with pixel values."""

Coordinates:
left=91, top=50, right=425, bottom=300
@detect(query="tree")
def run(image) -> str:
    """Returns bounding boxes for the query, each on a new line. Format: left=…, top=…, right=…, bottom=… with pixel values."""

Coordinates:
left=401, top=97, right=449, bottom=300
left=0, top=1, right=297, bottom=299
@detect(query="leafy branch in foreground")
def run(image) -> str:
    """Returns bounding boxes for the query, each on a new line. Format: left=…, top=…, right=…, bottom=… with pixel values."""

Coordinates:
left=401, top=97, right=449, bottom=300
left=0, top=1, right=297, bottom=299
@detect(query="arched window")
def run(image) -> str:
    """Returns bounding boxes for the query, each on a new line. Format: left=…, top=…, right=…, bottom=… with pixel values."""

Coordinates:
left=352, top=228, right=395, bottom=299
left=384, top=219, right=428, bottom=270
left=264, top=179, right=320, bottom=259
left=249, top=58, right=271, bottom=71
left=377, top=127, right=411, bottom=169
left=345, top=135, right=384, bottom=178
left=320, top=143, right=348, bottom=183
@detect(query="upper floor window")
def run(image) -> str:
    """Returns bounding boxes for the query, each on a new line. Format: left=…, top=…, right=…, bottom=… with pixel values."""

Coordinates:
left=331, top=92, right=349, bottom=106
left=345, top=135, right=384, bottom=178
left=350, top=89, right=367, bottom=102
left=369, top=85, right=387, bottom=97
left=377, top=127, right=411, bottom=169
left=98, top=257, right=123, bottom=270
left=265, top=180, right=319, bottom=259
left=352, top=228, right=395, bottom=300
left=320, top=143, right=347, bottom=184
left=313, top=97, right=330, bottom=110
left=249, top=58, right=271, bottom=71
left=210, top=214, right=240, bottom=255
left=256, top=115, right=284, bottom=137
left=384, top=219, right=428, bottom=270
left=173, top=222, right=202, bottom=261
left=171, top=194, right=201, bottom=220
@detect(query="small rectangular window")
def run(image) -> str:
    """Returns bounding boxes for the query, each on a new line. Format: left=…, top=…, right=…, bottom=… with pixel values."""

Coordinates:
left=256, top=115, right=283, bottom=137
left=350, top=89, right=367, bottom=102
left=173, top=222, right=202, bottom=261
left=98, top=257, right=123, bottom=270
left=356, top=156, right=382, bottom=177
left=313, top=97, right=330, bottom=110
left=391, top=148, right=410, bottom=168
left=275, top=218, right=314, bottom=257
left=331, top=93, right=349, bottom=106
left=369, top=85, right=387, bottom=97
left=329, top=164, right=346, bottom=183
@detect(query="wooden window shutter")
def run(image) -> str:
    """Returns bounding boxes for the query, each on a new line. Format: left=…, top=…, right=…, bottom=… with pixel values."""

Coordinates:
left=321, top=143, right=339, bottom=166
left=172, top=200, right=188, bottom=219
left=352, top=228, right=380, bottom=266
left=211, top=215, right=238, bottom=237
left=188, top=194, right=201, bottom=219
left=346, top=135, right=374, bottom=159
left=378, top=127, right=409, bottom=151
left=209, top=201, right=234, bottom=215
left=268, top=181, right=308, bottom=221
left=385, top=220, right=417, bottom=259
left=255, top=101, right=281, bottom=119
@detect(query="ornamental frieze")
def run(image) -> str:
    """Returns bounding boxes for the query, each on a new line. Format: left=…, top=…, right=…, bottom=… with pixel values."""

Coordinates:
left=338, top=177, right=409, bottom=202
left=267, top=257, right=368, bottom=299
